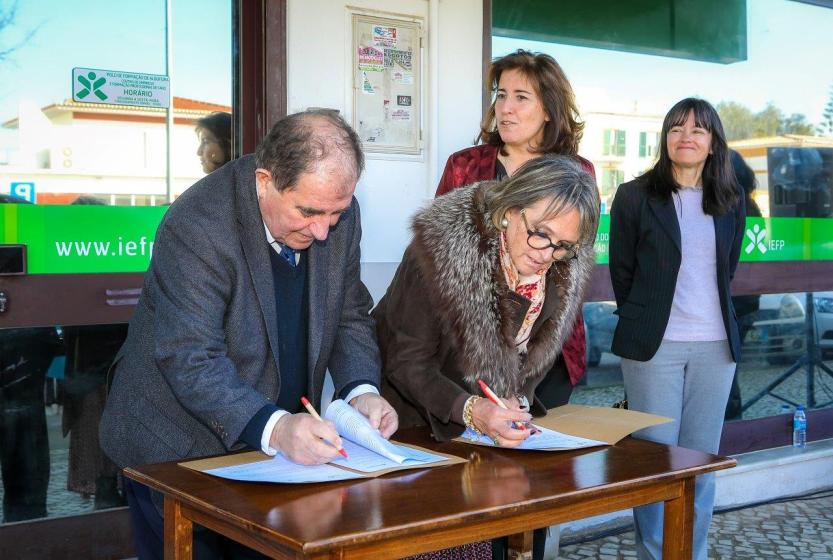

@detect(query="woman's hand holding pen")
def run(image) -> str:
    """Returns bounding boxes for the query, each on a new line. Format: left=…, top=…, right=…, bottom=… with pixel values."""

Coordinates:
left=269, top=413, right=343, bottom=465
left=470, top=398, right=533, bottom=448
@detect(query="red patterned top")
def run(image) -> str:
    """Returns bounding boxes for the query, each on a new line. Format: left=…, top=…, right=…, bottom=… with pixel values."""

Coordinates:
left=499, top=231, right=545, bottom=352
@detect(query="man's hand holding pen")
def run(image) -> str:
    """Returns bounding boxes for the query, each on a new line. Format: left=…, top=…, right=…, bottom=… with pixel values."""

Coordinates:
left=270, top=412, right=344, bottom=465
left=269, top=394, right=399, bottom=465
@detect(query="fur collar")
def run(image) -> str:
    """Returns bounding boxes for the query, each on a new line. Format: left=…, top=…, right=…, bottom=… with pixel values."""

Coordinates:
left=410, top=183, right=595, bottom=397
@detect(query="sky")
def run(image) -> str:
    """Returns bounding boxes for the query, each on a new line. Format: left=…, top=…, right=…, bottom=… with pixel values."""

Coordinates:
left=493, top=1, right=833, bottom=124
left=0, top=0, right=232, bottom=124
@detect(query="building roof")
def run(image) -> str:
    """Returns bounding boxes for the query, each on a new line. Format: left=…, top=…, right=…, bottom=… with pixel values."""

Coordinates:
left=729, top=135, right=833, bottom=150
left=2, top=96, right=232, bottom=128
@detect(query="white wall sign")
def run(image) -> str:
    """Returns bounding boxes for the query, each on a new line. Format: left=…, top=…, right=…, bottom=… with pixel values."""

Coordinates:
left=72, top=67, right=170, bottom=108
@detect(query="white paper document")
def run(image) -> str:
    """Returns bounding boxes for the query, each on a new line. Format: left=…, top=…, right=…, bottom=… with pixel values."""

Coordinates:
left=200, top=400, right=451, bottom=483
left=324, top=399, right=445, bottom=471
left=460, top=425, right=607, bottom=450
left=329, top=439, right=443, bottom=473
left=204, top=453, right=362, bottom=483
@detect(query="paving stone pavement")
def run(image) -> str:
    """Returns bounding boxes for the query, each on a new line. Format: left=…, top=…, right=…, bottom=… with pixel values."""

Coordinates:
left=571, top=354, right=833, bottom=420
left=558, top=491, right=833, bottom=559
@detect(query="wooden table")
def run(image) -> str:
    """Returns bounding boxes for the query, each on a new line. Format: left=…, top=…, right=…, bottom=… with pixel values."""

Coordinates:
left=124, top=431, right=735, bottom=559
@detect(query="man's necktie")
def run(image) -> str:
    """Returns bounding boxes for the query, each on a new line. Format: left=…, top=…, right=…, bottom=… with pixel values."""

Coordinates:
left=279, top=244, right=295, bottom=267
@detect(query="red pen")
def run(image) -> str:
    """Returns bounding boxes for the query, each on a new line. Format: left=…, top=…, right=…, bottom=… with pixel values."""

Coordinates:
left=477, top=379, right=529, bottom=431
left=300, top=396, right=349, bottom=458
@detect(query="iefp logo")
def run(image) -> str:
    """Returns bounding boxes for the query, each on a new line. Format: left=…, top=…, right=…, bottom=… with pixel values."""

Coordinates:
left=745, top=224, right=784, bottom=255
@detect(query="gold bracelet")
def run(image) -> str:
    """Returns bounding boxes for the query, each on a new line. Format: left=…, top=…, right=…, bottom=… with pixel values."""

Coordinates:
left=463, top=395, right=483, bottom=435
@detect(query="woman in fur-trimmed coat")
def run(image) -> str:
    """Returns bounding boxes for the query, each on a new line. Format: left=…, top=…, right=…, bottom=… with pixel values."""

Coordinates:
left=374, top=155, right=599, bottom=445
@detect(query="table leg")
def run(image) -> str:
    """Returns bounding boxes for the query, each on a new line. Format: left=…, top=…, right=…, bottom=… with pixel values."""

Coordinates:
left=164, top=496, right=193, bottom=560
left=662, top=477, right=695, bottom=560
left=507, top=530, right=533, bottom=560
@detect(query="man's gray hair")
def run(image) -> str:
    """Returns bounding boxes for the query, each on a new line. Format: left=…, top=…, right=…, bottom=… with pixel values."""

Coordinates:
left=484, top=154, right=600, bottom=244
left=255, top=109, right=364, bottom=192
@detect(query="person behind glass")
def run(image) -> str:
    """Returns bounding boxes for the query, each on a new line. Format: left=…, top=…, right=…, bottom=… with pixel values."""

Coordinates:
left=196, top=111, right=232, bottom=174
left=58, top=195, right=128, bottom=509
left=0, top=328, right=58, bottom=523
left=609, top=98, right=745, bottom=560
left=375, top=155, right=599, bottom=559
left=0, top=196, right=59, bottom=523
left=436, top=49, right=595, bottom=413
left=725, top=150, right=761, bottom=420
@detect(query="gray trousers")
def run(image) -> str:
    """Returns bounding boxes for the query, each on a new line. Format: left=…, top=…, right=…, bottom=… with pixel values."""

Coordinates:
left=621, top=339, right=735, bottom=560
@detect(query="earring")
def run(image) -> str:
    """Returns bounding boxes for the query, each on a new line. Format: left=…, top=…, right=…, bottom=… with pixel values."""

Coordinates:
left=500, top=217, right=509, bottom=228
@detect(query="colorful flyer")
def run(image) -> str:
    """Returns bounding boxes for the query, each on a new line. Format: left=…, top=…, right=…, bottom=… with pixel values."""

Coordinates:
left=372, top=25, right=397, bottom=47
left=361, top=72, right=375, bottom=94
left=384, top=48, right=412, bottom=70
left=357, top=46, right=385, bottom=72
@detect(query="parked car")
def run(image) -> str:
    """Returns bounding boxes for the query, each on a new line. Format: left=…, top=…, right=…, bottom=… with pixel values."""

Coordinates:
left=583, top=301, right=618, bottom=367
left=743, top=292, right=833, bottom=364
left=581, top=292, right=833, bottom=368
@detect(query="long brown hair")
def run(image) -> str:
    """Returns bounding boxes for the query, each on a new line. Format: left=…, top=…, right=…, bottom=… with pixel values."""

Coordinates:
left=478, top=50, right=583, bottom=157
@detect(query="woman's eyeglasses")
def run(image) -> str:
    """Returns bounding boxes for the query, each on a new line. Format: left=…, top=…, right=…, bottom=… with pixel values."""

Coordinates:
left=519, top=209, right=580, bottom=261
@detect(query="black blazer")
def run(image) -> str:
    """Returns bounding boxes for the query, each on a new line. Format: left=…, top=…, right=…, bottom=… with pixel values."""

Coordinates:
left=609, top=177, right=746, bottom=362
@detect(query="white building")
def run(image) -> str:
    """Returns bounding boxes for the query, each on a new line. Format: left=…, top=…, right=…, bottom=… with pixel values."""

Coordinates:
left=1, top=97, right=230, bottom=205
left=579, top=109, right=663, bottom=212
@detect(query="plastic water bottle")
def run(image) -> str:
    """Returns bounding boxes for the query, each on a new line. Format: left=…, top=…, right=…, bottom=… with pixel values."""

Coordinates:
left=793, top=406, right=807, bottom=448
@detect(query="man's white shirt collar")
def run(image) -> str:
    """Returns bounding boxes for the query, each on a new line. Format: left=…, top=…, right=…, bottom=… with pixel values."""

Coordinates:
left=263, top=222, right=300, bottom=265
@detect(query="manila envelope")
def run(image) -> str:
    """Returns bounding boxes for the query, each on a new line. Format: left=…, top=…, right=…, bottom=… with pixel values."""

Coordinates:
left=534, top=404, right=672, bottom=446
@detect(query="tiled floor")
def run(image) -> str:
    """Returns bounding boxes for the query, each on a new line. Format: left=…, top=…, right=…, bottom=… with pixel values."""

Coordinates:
left=571, top=354, right=833, bottom=420
left=558, top=490, right=833, bottom=559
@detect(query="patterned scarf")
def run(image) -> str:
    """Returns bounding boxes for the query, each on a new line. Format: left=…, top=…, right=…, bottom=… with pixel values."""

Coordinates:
left=499, top=231, right=546, bottom=353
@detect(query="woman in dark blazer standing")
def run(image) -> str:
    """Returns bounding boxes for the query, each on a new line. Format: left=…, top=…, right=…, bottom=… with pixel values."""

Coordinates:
left=609, top=98, right=745, bottom=560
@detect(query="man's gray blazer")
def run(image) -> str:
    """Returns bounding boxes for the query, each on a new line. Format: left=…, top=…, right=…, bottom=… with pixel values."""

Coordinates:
left=100, top=155, right=380, bottom=468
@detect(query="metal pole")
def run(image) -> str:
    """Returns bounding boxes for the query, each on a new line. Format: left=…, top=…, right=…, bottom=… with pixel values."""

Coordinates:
left=165, top=0, right=174, bottom=204
left=806, top=291, right=817, bottom=408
